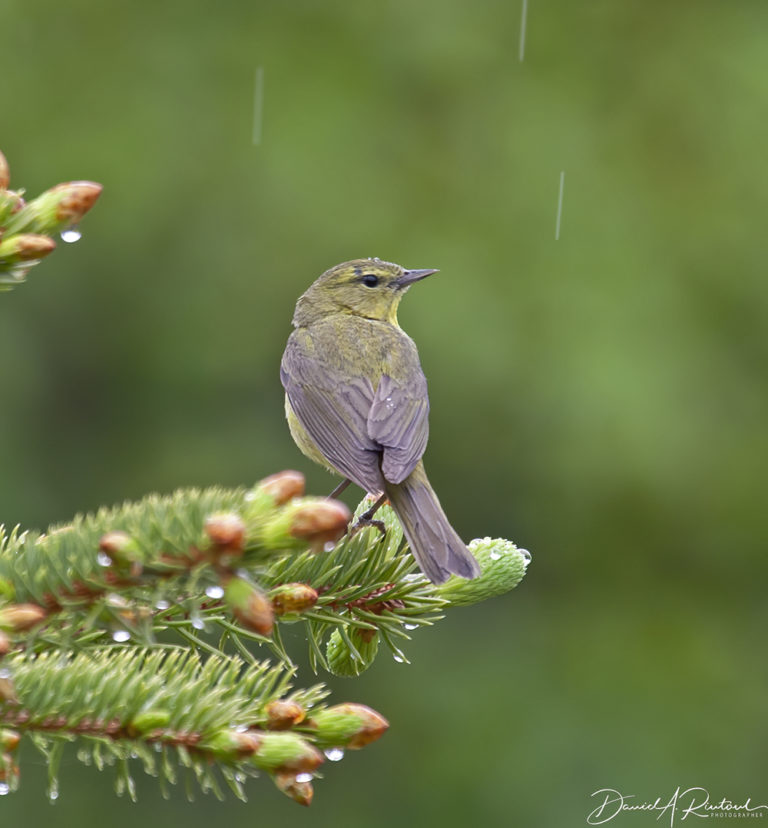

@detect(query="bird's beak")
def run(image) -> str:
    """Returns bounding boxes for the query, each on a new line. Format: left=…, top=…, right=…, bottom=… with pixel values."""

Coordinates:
left=395, top=268, right=439, bottom=288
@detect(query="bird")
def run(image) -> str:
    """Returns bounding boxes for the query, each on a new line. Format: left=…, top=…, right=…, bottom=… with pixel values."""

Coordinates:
left=280, top=257, right=481, bottom=584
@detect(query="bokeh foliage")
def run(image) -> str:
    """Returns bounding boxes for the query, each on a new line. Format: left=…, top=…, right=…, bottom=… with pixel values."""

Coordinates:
left=1, top=0, right=767, bottom=825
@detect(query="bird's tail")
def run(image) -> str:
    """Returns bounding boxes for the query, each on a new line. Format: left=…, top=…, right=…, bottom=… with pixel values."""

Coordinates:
left=385, top=465, right=481, bottom=584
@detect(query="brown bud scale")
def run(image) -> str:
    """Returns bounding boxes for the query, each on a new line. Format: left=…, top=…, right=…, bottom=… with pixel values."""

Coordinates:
left=258, top=470, right=305, bottom=505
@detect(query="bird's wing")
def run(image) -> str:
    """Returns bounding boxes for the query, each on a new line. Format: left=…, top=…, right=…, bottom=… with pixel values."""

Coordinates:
left=367, top=371, right=430, bottom=485
left=280, top=334, right=383, bottom=492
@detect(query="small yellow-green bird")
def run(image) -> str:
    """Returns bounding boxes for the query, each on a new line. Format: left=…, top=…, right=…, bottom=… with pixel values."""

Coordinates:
left=280, top=257, right=481, bottom=584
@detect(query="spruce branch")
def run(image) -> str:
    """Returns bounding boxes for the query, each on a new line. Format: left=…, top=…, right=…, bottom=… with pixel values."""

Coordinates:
left=0, top=148, right=101, bottom=290
left=0, top=474, right=529, bottom=677
left=0, top=471, right=528, bottom=803
left=0, top=646, right=386, bottom=804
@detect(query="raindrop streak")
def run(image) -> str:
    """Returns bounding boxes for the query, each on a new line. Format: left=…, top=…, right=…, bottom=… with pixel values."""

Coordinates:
left=555, top=171, right=565, bottom=241
left=518, top=0, right=529, bottom=62
left=324, top=748, right=344, bottom=762
left=60, top=226, right=81, bottom=243
left=205, top=585, right=224, bottom=600
left=112, top=630, right=131, bottom=643
left=96, top=551, right=112, bottom=567
left=252, top=66, right=264, bottom=145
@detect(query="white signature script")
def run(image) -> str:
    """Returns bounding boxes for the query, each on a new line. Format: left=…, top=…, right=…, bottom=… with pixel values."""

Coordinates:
left=587, top=787, right=768, bottom=826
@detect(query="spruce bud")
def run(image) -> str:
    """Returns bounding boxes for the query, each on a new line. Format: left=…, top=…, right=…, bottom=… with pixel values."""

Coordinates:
left=270, top=583, right=318, bottom=616
left=264, top=699, right=305, bottom=730
left=204, top=512, right=246, bottom=553
left=0, top=233, right=55, bottom=264
left=309, top=703, right=389, bottom=749
left=273, top=771, right=313, bottom=806
left=250, top=732, right=324, bottom=773
left=224, top=576, right=274, bottom=635
left=0, top=603, right=48, bottom=632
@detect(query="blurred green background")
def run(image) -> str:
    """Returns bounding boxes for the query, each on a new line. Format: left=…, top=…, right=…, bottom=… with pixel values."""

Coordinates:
left=2, top=0, right=767, bottom=824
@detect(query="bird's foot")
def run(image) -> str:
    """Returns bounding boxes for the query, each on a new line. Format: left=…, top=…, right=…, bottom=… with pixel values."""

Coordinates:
left=349, top=515, right=387, bottom=538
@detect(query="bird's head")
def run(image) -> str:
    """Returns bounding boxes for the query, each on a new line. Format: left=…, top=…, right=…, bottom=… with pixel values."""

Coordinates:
left=292, top=258, right=438, bottom=326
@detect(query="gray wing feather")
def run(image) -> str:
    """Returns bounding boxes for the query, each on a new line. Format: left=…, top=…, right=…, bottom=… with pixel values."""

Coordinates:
left=281, top=330, right=429, bottom=491
left=367, top=374, right=429, bottom=484
left=281, top=339, right=383, bottom=492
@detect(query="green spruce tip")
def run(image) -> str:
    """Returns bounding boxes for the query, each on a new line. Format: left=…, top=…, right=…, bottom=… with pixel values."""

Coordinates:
left=434, top=537, right=531, bottom=607
left=326, top=627, right=380, bottom=677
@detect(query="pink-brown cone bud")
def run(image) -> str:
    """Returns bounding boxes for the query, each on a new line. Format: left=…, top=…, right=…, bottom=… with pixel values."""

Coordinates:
left=0, top=631, right=11, bottom=657
left=224, top=577, right=274, bottom=636
left=270, top=583, right=318, bottom=616
left=204, top=512, right=246, bottom=552
left=310, top=703, right=389, bottom=749
left=264, top=699, right=306, bottom=730
left=0, top=729, right=20, bottom=752
left=289, top=500, right=351, bottom=544
left=0, top=603, right=48, bottom=632
left=273, top=771, right=314, bottom=806
left=258, top=470, right=306, bottom=505
left=98, top=531, right=143, bottom=569
left=251, top=732, right=324, bottom=773
left=0, top=233, right=55, bottom=264
left=206, top=728, right=262, bottom=759
left=49, top=181, right=102, bottom=224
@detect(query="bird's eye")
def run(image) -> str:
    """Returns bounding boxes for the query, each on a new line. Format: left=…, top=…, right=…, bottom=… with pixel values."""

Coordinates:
left=361, top=274, right=379, bottom=287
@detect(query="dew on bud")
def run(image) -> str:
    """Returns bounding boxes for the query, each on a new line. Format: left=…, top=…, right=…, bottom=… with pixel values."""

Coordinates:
left=0, top=782, right=9, bottom=796
left=403, top=623, right=418, bottom=631
left=392, top=653, right=405, bottom=663
left=60, top=226, right=81, bottom=243
left=96, top=551, right=112, bottom=567
left=155, top=600, right=170, bottom=610
left=112, top=630, right=131, bottom=643
left=518, top=548, right=532, bottom=564
left=295, top=772, right=313, bottom=783
left=489, top=550, right=502, bottom=561
left=205, top=585, right=224, bottom=600
left=324, top=747, right=344, bottom=762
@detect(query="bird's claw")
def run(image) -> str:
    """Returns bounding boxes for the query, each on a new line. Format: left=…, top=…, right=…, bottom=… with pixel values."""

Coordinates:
left=349, top=516, right=387, bottom=538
